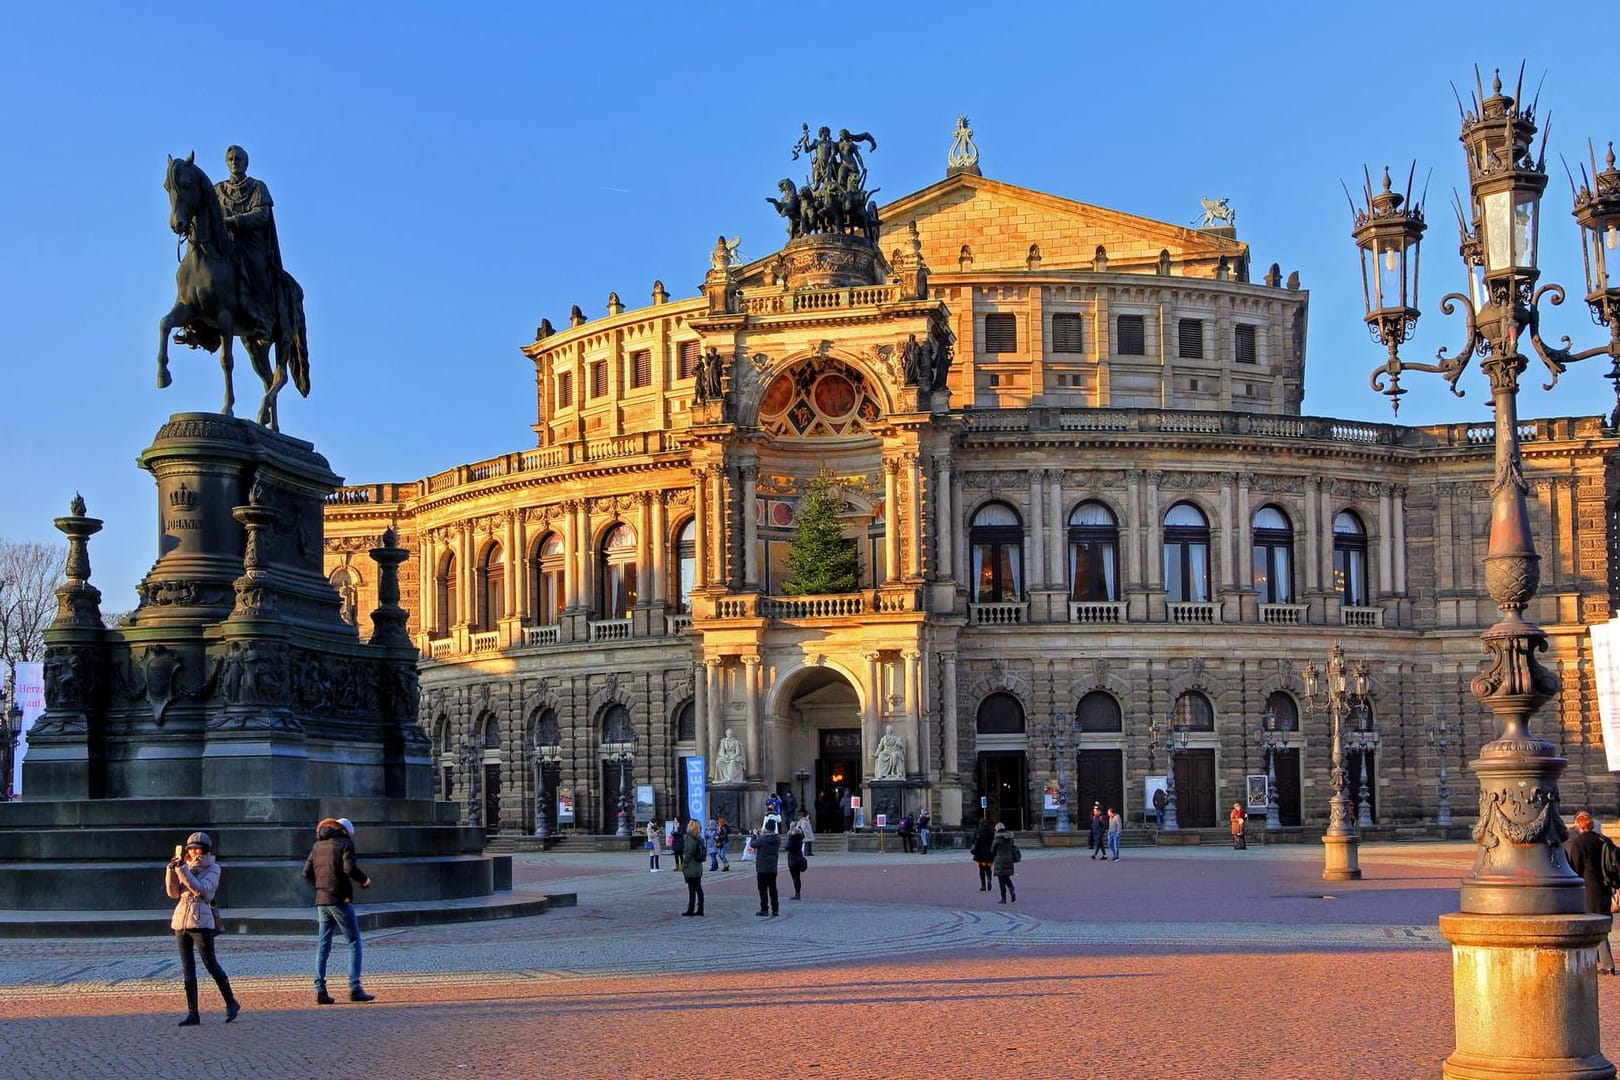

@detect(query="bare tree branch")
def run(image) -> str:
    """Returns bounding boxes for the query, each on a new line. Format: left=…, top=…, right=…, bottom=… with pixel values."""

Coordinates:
left=0, top=538, right=67, bottom=670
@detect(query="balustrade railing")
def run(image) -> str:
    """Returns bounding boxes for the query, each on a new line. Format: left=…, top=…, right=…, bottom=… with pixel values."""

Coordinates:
left=1258, top=603, right=1309, bottom=626
left=523, top=624, right=560, bottom=647
left=1341, top=606, right=1384, bottom=628
left=1069, top=601, right=1126, bottom=624
left=1167, top=602, right=1220, bottom=624
left=469, top=631, right=501, bottom=653
left=588, top=619, right=631, bottom=642
left=969, top=602, right=1028, bottom=625
left=666, top=613, right=692, bottom=635
left=426, top=637, right=455, bottom=660
left=760, top=594, right=866, bottom=619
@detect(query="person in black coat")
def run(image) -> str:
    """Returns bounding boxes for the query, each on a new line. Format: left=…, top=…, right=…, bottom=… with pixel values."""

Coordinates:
left=301, top=816, right=375, bottom=1004
left=970, top=818, right=995, bottom=892
left=1088, top=804, right=1107, bottom=860
left=752, top=819, right=783, bottom=916
left=786, top=823, right=808, bottom=900
left=1564, top=809, right=1617, bottom=975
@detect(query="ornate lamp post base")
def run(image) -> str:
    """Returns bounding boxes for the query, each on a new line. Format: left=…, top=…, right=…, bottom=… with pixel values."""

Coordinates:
left=1440, top=912, right=1614, bottom=1080
left=1321, top=832, right=1361, bottom=881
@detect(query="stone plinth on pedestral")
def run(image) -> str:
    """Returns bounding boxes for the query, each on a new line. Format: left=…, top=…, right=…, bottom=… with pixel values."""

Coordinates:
left=0, top=414, right=529, bottom=932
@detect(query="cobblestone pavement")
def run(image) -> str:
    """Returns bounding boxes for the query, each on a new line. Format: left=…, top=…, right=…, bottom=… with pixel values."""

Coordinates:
left=5, top=841, right=1620, bottom=1078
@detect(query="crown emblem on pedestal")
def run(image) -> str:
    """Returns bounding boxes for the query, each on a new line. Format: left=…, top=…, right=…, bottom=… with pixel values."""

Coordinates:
left=169, top=482, right=197, bottom=511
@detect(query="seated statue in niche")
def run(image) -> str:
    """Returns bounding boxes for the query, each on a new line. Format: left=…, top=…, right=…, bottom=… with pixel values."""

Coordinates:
left=873, top=724, right=905, bottom=780
left=715, top=727, right=744, bottom=784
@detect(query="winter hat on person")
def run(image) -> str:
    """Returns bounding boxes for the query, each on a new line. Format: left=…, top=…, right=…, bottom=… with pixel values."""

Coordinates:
left=184, top=831, right=213, bottom=852
left=337, top=818, right=355, bottom=838
left=994, top=822, right=1006, bottom=833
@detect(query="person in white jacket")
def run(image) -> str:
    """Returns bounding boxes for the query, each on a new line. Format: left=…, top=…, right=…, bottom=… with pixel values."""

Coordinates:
left=165, top=831, right=240, bottom=1026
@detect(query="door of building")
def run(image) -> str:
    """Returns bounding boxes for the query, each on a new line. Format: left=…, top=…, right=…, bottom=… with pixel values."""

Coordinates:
left=1273, top=748, right=1302, bottom=826
left=1174, top=749, right=1216, bottom=827
left=976, top=751, right=1028, bottom=830
left=816, top=728, right=862, bottom=832
left=1345, top=748, right=1377, bottom=822
left=1075, top=749, right=1124, bottom=823
left=600, top=760, right=632, bottom=833
left=483, top=762, right=501, bottom=835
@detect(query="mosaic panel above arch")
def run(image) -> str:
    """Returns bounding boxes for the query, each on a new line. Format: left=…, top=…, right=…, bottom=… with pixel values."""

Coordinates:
left=758, top=357, right=884, bottom=439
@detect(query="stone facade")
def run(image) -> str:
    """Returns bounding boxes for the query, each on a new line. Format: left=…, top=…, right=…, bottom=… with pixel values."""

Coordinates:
left=324, top=162, right=1620, bottom=836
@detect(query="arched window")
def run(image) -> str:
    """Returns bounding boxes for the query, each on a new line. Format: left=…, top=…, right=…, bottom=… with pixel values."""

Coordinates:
left=970, top=503, right=1024, bottom=604
left=531, top=708, right=560, bottom=750
left=674, top=701, right=696, bottom=744
left=1332, top=511, right=1369, bottom=607
left=482, top=714, right=501, bottom=751
left=1076, top=691, right=1123, bottom=733
left=329, top=567, right=359, bottom=626
left=529, top=533, right=566, bottom=626
left=597, top=524, right=638, bottom=619
left=976, top=691, right=1026, bottom=734
left=434, top=553, right=456, bottom=637
left=601, top=703, right=634, bottom=745
left=1264, top=691, right=1299, bottom=731
left=1173, top=690, right=1215, bottom=731
left=1163, top=503, right=1211, bottom=603
left=1251, top=505, right=1294, bottom=604
left=1068, top=502, right=1119, bottom=602
left=476, top=543, right=505, bottom=631
left=673, top=520, right=696, bottom=615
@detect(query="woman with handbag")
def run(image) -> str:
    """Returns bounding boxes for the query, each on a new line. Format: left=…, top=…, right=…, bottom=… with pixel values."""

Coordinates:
left=165, top=831, right=240, bottom=1026
left=646, top=819, right=662, bottom=872
left=990, top=822, right=1017, bottom=904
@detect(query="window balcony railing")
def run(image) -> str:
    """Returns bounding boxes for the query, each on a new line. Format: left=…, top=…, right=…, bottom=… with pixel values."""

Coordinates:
left=760, top=594, right=866, bottom=619
left=589, top=619, right=632, bottom=642
left=1068, top=601, right=1126, bottom=624
left=666, top=613, right=692, bottom=635
left=523, top=624, right=560, bottom=647
left=1167, top=602, right=1220, bottom=624
left=426, top=636, right=455, bottom=660
left=1342, top=606, right=1384, bottom=628
left=969, top=602, right=1028, bottom=625
left=1258, top=603, right=1309, bottom=626
left=469, top=630, right=501, bottom=654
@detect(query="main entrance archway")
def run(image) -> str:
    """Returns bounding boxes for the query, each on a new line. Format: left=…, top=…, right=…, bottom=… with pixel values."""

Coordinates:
left=767, top=664, right=865, bottom=835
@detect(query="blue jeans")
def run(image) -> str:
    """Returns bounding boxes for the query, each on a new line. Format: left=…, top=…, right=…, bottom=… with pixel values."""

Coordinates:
left=1107, top=833, right=1120, bottom=859
left=315, top=903, right=363, bottom=992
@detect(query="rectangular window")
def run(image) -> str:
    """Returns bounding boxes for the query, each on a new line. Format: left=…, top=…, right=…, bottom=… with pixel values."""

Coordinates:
left=591, top=361, right=608, bottom=398
left=678, top=341, right=700, bottom=379
left=1117, top=314, right=1146, bottom=356
left=1235, top=324, right=1258, bottom=364
left=1051, top=313, right=1084, bottom=353
left=1178, top=318, right=1205, bottom=359
left=630, top=349, right=652, bottom=388
left=557, top=372, right=573, bottom=408
left=984, top=313, right=1017, bottom=354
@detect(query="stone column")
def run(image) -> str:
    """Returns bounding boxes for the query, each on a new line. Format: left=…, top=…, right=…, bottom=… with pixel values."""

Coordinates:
left=693, top=659, right=709, bottom=771
left=650, top=493, right=667, bottom=603
left=908, top=455, right=924, bottom=579
left=1319, top=479, right=1333, bottom=592
left=1393, top=485, right=1408, bottom=594
left=1047, top=468, right=1065, bottom=587
left=692, top=470, right=709, bottom=589
left=1028, top=469, right=1044, bottom=589
left=1377, top=484, right=1394, bottom=595
left=419, top=532, right=437, bottom=637
left=563, top=502, right=581, bottom=608
left=741, top=466, right=759, bottom=589
left=1123, top=470, right=1142, bottom=587
left=709, top=468, right=726, bottom=589
left=1236, top=474, right=1252, bottom=590
left=903, top=650, right=920, bottom=774
left=940, top=651, right=958, bottom=776
left=574, top=501, right=592, bottom=612
left=509, top=512, right=527, bottom=621
left=635, top=493, right=652, bottom=606
left=954, top=472, right=970, bottom=586
left=743, top=656, right=762, bottom=780
left=1303, top=478, right=1320, bottom=593
left=864, top=652, right=881, bottom=775
left=704, top=658, right=721, bottom=765
left=1219, top=473, right=1237, bottom=592
left=457, top=523, right=474, bottom=627
left=884, top=459, right=900, bottom=584
left=1143, top=471, right=1162, bottom=589
left=935, top=456, right=954, bottom=581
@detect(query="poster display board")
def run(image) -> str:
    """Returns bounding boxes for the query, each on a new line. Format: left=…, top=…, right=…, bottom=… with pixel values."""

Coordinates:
left=1591, top=621, right=1620, bottom=772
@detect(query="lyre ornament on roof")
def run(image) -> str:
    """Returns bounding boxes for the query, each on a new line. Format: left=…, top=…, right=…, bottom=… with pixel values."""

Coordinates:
left=1197, top=196, right=1235, bottom=227
left=767, top=124, right=880, bottom=241
left=947, top=116, right=980, bottom=176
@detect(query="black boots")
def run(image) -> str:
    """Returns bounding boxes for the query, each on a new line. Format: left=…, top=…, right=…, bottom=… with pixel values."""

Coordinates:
left=179, top=980, right=200, bottom=1025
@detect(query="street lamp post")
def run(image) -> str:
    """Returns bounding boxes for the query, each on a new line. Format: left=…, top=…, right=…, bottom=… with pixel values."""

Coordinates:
left=1426, top=714, right=1455, bottom=828
left=533, top=743, right=560, bottom=840
left=1345, top=716, right=1381, bottom=832
left=1255, top=706, right=1292, bottom=832
left=794, top=768, right=810, bottom=818
left=1032, top=713, right=1077, bottom=833
left=606, top=741, right=634, bottom=839
left=1351, top=67, right=1620, bottom=1077
left=1301, top=643, right=1368, bottom=881
left=456, top=735, right=482, bottom=829
left=1150, top=707, right=1190, bottom=832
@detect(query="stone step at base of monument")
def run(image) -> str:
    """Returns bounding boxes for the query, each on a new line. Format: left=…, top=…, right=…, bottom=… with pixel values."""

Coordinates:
left=0, top=822, right=488, bottom=862
left=0, top=887, right=577, bottom=938
left=0, top=796, right=464, bottom=830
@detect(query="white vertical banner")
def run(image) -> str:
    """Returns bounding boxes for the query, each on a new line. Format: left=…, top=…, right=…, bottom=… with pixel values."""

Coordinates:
left=1589, top=622, right=1620, bottom=773
left=12, top=661, right=45, bottom=798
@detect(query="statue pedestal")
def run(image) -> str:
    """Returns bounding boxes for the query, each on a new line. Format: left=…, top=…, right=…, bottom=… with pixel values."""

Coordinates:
left=709, top=784, right=744, bottom=830
left=870, top=780, right=910, bottom=826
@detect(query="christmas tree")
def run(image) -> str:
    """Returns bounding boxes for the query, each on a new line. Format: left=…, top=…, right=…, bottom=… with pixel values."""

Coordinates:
left=782, top=472, right=861, bottom=595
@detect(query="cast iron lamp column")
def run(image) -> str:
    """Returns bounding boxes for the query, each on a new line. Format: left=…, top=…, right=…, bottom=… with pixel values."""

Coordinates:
left=1345, top=715, right=1380, bottom=831
left=606, top=741, right=634, bottom=838
left=1302, top=643, right=1367, bottom=881
left=456, top=735, right=482, bottom=829
left=1032, top=713, right=1077, bottom=833
left=1149, top=708, right=1189, bottom=831
left=1426, top=714, right=1455, bottom=828
left=1255, top=706, right=1291, bottom=832
left=1351, top=67, right=1620, bottom=1080
left=533, top=743, right=560, bottom=840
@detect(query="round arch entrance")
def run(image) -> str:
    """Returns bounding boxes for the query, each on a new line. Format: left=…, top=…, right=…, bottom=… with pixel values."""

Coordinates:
left=767, top=664, right=865, bottom=834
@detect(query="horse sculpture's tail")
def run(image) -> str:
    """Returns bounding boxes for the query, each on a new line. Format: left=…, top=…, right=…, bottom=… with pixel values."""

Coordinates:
left=280, top=270, right=310, bottom=397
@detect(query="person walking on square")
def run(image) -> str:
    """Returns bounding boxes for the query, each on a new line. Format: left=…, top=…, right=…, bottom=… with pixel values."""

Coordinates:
left=301, top=817, right=375, bottom=1005
left=1106, top=807, right=1122, bottom=860
left=703, top=819, right=720, bottom=871
left=1230, top=803, right=1249, bottom=850
left=971, top=817, right=995, bottom=891
left=166, top=831, right=240, bottom=1026
left=898, top=812, right=915, bottom=853
left=714, top=817, right=732, bottom=871
left=786, top=818, right=808, bottom=900
left=918, top=808, right=932, bottom=855
left=991, top=822, right=1018, bottom=904
left=1088, top=803, right=1107, bottom=859
left=797, top=809, right=814, bottom=856
left=1564, top=810, right=1617, bottom=974
left=680, top=819, right=706, bottom=917
left=752, top=819, right=782, bottom=916
left=646, top=819, right=662, bottom=872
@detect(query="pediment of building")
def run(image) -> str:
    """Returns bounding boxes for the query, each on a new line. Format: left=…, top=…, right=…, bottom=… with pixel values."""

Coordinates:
left=876, top=173, right=1246, bottom=274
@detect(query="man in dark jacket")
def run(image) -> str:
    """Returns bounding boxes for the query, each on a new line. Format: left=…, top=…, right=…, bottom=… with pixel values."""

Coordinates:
left=1088, top=803, right=1107, bottom=860
left=1564, top=809, right=1616, bottom=975
left=301, top=816, right=375, bottom=1003
left=752, top=819, right=783, bottom=917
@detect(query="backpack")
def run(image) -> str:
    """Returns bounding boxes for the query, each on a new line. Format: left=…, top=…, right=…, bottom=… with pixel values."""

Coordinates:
left=1602, top=837, right=1620, bottom=890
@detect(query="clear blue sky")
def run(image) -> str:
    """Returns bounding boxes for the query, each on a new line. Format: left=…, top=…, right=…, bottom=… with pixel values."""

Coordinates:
left=1, top=4, right=1614, bottom=608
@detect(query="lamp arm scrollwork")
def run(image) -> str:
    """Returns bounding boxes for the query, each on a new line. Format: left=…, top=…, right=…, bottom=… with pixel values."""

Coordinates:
left=1430, top=292, right=1480, bottom=394
left=1526, top=281, right=1617, bottom=389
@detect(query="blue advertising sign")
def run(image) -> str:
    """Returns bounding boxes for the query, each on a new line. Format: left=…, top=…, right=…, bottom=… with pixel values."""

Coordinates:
left=685, top=756, right=708, bottom=823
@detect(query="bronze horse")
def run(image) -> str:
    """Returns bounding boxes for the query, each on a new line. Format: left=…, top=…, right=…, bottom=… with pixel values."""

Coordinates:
left=159, top=153, right=309, bottom=430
